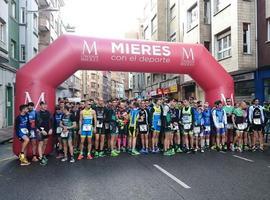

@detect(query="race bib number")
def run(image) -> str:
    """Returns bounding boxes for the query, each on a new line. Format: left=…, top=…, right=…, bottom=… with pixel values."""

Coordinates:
left=171, top=123, right=179, bottom=131
left=183, top=123, right=191, bottom=130
left=227, top=123, right=233, bottom=129
left=30, top=130, right=35, bottom=138
left=216, top=123, right=224, bottom=129
left=253, top=118, right=261, bottom=125
left=194, top=127, right=201, bottom=134
left=97, top=121, right=103, bottom=128
left=105, top=123, right=109, bottom=129
left=21, top=128, right=29, bottom=135
left=139, top=124, right=148, bottom=132
left=82, top=124, right=92, bottom=131
left=157, top=120, right=161, bottom=126
left=60, top=130, right=69, bottom=138
left=182, top=116, right=191, bottom=123
left=56, top=127, right=63, bottom=134
left=205, top=126, right=211, bottom=132
left=237, top=123, right=245, bottom=130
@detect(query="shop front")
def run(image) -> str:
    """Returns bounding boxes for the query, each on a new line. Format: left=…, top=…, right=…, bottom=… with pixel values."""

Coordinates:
left=255, top=68, right=270, bottom=103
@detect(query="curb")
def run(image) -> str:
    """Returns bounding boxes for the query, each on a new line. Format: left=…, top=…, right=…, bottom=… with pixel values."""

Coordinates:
left=0, top=137, right=13, bottom=145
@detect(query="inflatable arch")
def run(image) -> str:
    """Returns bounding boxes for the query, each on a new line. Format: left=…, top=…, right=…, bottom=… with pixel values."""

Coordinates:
left=14, top=35, right=234, bottom=156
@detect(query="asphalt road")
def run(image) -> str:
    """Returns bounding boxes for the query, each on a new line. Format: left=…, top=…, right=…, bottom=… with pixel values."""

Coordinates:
left=0, top=144, right=270, bottom=200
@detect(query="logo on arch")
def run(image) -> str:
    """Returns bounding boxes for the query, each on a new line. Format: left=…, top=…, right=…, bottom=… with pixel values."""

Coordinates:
left=181, top=47, right=195, bottom=67
left=81, top=40, right=99, bottom=62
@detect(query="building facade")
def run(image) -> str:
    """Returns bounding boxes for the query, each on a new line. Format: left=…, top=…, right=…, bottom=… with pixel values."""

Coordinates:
left=102, top=71, right=111, bottom=102
left=81, top=71, right=103, bottom=100
left=138, top=0, right=258, bottom=102
left=19, top=0, right=39, bottom=67
left=255, top=0, right=270, bottom=102
left=111, top=72, right=125, bottom=99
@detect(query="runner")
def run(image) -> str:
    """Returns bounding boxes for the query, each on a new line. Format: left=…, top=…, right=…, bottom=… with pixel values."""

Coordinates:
left=223, top=98, right=234, bottom=151
left=108, top=99, right=119, bottom=157
left=117, top=101, right=129, bottom=153
left=202, top=102, right=212, bottom=151
left=151, top=99, right=163, bottom=153
left=94, top=98, right=107, bottom=157
left=27, top=102, right=39, bottom=162
left=36, top=101, right=53, bottom=165
left=60, top=106, right=77, bottom=162
left=128, top=102, right=140, bottom=155
left=193, top=104, right=204, bottom=152
left=77, top=100, right=97, bottom=160
left=249, top=98, right=265, bottom=151
left=138, top=100, right=150, bottom=154
left=163, top=99, right=174, bottom=156
left=71, top=103, right=81, bottom=155
left=232, top=101, right=248, bottom=152
left=15, top=104, right=31, bottom=166
left=212, top=100, right=227, bottom=151
left=53, top=106, right=64, bottom=159
left=180, top=99, right=194, bottom=153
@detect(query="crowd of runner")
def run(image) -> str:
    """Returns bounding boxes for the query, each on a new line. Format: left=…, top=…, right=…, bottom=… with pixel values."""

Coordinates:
left=15, top=97, right=269, bottom=166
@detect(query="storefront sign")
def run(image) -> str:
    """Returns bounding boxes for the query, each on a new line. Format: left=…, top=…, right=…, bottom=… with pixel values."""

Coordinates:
left=169, top=85, right=178, bottom=93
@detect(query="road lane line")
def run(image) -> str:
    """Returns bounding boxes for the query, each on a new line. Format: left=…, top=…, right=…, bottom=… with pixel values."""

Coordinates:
left=153, top=164, right=191, bottom=189
left=233, top=155, right=254, bottom=162
left=0, top=156, right=16, bottom=163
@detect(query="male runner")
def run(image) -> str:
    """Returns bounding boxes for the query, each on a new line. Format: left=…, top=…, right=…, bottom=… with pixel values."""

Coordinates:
left=27, top=102, right=38, bottom=161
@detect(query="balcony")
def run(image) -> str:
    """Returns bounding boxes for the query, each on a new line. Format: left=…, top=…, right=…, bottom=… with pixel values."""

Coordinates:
left=38, top=0, right=50, bottom=8
left=39, top=17, right=50, bottom=32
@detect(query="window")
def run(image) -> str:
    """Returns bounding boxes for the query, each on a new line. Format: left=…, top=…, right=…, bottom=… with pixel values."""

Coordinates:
left=147, top=76, right=151, bottom=86
left=267, top=18, right=270, bottom=41
left=170, top=4, right=176, bottom=21
left=33, top=47, right=37, bottom=56
left=20, top=45, right=25, bottom=61
left=215, top=0, right=230, bottom=13
left=91, top=82, right=96, bottom=88
left=20, top=7, right=25, bottom=24
left=235, top=81, right=255, bottom=97
left=144, top=26, right=150, bottom=40
left=204, top=41, right=210, bottom=51
left=187, top=3, right=198, bottom=30
left=91, top=74, right=96, bottom=79
left=33, top=13, right=38, bottom=32
left=10, top=40, right=16, bottom=59
left=50, top=13, right=54, bottom=28
left=170, top=33, right=176, bottom=42
left=153, top=74, right=158, bottom=82
left=243, top=23, right=251, bottom=54
left=151, top=15, right=157, bottom=34
left=216, top=33, right=231, bottom=60
left=11, top=1, right=16, bottom=19
left=0, top=20, right=6, bottom=44
left=162, top=74, right=166, bottom=80
left=204, top=0, right=211, bottom=24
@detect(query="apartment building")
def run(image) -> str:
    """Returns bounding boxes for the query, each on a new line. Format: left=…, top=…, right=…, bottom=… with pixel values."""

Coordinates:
left=102, top=71, right=112, bottom=102
left=255, top=0, right=270, bottom=102
left=111, top=72, right=125, bottom=99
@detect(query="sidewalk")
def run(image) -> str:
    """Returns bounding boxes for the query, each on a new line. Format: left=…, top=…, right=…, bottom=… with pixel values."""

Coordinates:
left=0, top=127, right=13, bottom=144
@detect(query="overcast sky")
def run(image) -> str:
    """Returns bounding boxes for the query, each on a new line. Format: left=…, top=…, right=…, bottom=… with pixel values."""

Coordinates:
left=62, top=0, right=145, bottom=38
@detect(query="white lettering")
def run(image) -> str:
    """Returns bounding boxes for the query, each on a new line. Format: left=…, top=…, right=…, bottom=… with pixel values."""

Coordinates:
left=152, top=45, right=161, bottom=56
left=182, top=48, right=194, bottom=60
left=24, top=92, right=45, bottom=110
left=162, top=46, right=171, bottom=56
left=130, top=44, right=141, bottom=55
left=112, top=42, right=124, bottom=54
left=141, top=45, right=151, bottom=55
left=82, top=40, right=97, bottom=55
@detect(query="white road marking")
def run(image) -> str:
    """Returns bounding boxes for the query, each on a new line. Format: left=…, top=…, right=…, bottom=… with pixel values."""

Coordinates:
left=220, top=151, right=226, bottom=154
left=268, top=166, right=270, bottom=168
left=0, top=156, right=16, bottom=163
left=233, top=155, right=254, bottom=162
left=153, top=164, right=191, bottom=189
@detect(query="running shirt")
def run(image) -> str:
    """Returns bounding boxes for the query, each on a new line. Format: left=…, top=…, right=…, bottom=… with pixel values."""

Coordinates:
left=163, top=104, right=171, bottom=130
left=81, top=109, right=93, bottom=132
left=194, top=109, right=203, bottom=126
left=181, top=107, right=193, bottom=130
left=249, top=105, right=264, bottom=125
left=138, top=108, right=149, bottom=133
left=37, top=110, right=52, bottom=132
left=212, top=108, right=227, bottom=128
left=223, top=105, right=234, bottom=124
left=28, top=110, right=37, bottom=131
left=15, top=114, right=30, bottom=138
left=170, top=108, right=180, bottom=131
left=232, top=107, right=247, bottom=130
left=129, top=108, right=140, bottom=128
left=54, top=112, right=63, bottom=133
left=62, top=113, right=75, bottom=128
left=202, top=108, right=212, bottom=126
left=152, top=105, right=162, bottom=128
left=95, top=106, right=105, bottom=129
left=117, top=108, right=129, bottom=129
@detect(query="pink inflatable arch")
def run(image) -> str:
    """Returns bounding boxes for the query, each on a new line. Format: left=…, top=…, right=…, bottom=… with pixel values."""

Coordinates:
left=14, top=35, right=234, bottom=156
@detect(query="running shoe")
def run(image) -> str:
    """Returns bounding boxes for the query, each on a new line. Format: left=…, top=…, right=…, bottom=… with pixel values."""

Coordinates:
left=70, top=157, right=75, bottom=163
left=144, top=148, right=149, bottom=154
left=32, top=156, right=39, bottom=162
left=94, top=151, right=99, bottom=158
left=230, top=144, right=235, bottom=152
left=43, top=155, right=48, bottom=162
left=39, top=157, right=47, bottom=166
left=170, top=148, right=176, bottom=155
left=131, top=150, right=140, bottom=156
left=87, top=154, right=93, bottom=160
left=176, top=147, right=183, bottom=153
left=61, top=157, right=68, bottom=162
left=115, top=150, right=121, bottom=154
left=200, top=149, right=205, bottom=153
left=111, top=150, right=119, bottom=157
left=155, top=147, right=160, bottom=153
left=98, top=151, right=105, bottom=157
left=140, top=148, right=146, bottom=154
left=77, top=154, right=84, bottom=160
left=163, top=151, right=170, bottom=156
